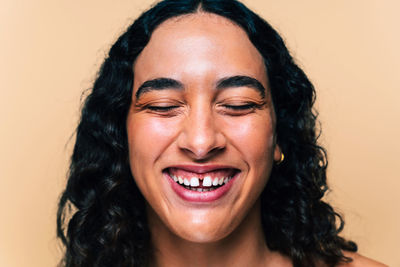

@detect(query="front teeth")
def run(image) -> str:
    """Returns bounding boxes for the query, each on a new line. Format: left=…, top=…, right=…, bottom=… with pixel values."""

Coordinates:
left=190, top=177, right=199, bottom=187
left=172, top=173, right=232, bottom=188
left=203, top=176, right=212, bottom=187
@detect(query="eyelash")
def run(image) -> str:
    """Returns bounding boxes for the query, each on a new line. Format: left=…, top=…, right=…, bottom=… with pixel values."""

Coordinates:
left=147, top=105, right=180, bottom=112
left=222, top=103, right=258, bottom=110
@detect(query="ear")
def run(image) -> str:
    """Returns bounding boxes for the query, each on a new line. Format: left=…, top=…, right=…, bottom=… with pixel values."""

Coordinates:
left=273, top=144, right=282, bottom=162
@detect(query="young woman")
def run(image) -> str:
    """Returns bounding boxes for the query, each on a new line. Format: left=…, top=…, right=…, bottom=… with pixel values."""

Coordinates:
left=57, top=0, right=386, bottom=266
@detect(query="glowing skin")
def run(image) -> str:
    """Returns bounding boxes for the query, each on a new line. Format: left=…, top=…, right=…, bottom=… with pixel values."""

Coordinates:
left=126, top=13, right=286, bottom=266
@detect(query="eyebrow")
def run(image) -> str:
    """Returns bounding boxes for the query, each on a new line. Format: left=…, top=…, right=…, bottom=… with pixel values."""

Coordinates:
left=216, top=75, right=266, bottom=98
left=135, top=78, right=184, bottom=99
left=135, top=75, right=266, bottom=99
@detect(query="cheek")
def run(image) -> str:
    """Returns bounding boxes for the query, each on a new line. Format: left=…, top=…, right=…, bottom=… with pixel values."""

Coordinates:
left=126, top=116, right=179, bottom=177
left=222, top=115, right=275, bottom=164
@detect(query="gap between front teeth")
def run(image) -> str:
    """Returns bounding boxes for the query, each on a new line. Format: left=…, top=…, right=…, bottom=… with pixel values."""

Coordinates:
left=171, top=174, right=231, bottom=187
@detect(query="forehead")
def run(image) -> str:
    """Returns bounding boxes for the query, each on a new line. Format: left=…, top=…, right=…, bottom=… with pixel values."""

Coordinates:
left=133, top=12, right=267, bottom=88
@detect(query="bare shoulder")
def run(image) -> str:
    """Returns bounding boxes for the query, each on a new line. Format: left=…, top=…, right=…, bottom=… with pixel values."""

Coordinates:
left=337, top=252, right=387, bottom=267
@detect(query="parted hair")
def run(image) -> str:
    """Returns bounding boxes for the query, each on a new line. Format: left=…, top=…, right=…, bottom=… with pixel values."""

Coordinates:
left=57, top=0, right=357, bottom=266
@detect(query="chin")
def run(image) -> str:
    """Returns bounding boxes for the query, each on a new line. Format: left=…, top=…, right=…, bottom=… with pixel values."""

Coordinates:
left=174, top=226, right=231, bottom=244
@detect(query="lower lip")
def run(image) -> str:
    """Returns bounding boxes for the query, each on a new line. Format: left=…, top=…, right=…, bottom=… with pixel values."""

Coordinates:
left=165, top=172, right=238, bottom=202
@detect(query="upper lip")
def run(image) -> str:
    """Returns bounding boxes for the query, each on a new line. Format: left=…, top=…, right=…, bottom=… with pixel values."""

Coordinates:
left=165, top=164, right=239, bottom=174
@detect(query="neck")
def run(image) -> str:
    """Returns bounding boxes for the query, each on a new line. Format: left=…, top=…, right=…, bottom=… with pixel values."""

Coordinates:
left=148, top=201, right=287, bottom=267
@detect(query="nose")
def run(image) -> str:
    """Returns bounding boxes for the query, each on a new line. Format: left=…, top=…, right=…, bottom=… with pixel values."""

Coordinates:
left=177, top=103, right=226, bottom=160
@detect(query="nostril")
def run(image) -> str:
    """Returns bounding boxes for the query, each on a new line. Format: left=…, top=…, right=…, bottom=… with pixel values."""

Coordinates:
left=209, top=146, right=225, bottom=155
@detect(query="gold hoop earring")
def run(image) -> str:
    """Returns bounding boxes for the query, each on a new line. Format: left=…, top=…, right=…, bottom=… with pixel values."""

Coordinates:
left=277, top=153, right=284, bottom=164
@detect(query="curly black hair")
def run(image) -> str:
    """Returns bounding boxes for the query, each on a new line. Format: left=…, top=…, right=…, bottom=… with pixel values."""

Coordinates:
left=57, top=0, right=357, bottom=266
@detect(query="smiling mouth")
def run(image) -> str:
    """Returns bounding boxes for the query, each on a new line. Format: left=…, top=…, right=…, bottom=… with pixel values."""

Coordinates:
left=165, top=167, right=239, bottom=192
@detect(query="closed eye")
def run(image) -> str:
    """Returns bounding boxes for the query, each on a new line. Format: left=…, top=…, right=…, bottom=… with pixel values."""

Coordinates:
left=217, top=102, right=264, bottom=116
left=142, top=104, right=184, bottom=117
left=223, top=103, right=258, bottom=110
left=147, top=105, right=180, bottom=112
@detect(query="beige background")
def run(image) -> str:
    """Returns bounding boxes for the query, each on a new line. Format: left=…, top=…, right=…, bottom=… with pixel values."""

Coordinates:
left=1, top=0, right=399, bottom=266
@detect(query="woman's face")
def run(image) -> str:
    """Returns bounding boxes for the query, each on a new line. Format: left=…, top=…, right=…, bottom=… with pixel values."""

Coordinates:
left=127, top=13, right=281, bottom=243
